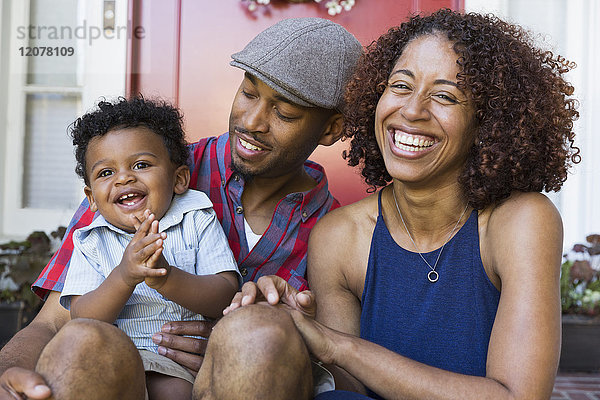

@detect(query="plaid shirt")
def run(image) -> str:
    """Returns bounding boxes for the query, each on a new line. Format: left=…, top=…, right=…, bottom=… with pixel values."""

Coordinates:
left=33, top=133, right=339, bottom=299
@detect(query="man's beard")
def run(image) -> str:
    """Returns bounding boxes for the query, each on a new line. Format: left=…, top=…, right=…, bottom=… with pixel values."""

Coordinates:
left=230, top=158, right=254, bottom=184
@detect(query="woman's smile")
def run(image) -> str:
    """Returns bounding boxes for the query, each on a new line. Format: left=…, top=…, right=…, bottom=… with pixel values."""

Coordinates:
left=388, top=126, right=437, bottom=156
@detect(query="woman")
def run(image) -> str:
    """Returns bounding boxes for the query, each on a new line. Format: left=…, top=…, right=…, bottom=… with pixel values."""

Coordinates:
left=227, top=9, right=579, bottom=399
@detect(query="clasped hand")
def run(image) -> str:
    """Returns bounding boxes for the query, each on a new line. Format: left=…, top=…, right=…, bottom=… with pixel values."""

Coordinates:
left=223, top=275, right=315, bottom=317
left=117, top=210, right=170, bottom=289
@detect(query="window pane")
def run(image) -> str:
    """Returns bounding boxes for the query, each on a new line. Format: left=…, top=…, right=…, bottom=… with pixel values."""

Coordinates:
left=22, top=93, right=81, bottom=209
left=26, top=0, right=79, bottom=86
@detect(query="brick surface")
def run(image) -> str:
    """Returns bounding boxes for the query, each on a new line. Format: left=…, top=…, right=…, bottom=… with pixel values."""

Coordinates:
left=552, top=373, right=600, bottom=400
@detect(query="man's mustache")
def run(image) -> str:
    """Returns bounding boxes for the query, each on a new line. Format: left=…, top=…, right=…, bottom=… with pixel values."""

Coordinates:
left=233, top=126, right=270, bottom=148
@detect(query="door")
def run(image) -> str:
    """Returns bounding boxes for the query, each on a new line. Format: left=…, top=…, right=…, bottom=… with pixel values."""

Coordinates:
left=129, top=0, right=462, bottom=205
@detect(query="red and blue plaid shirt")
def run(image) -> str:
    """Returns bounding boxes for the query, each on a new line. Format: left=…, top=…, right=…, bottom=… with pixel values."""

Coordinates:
left=33, top=133, right=339, bottom=300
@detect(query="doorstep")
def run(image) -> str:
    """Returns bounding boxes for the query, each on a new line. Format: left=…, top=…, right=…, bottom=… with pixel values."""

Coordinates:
left=552, top=372, right=600, bottom=400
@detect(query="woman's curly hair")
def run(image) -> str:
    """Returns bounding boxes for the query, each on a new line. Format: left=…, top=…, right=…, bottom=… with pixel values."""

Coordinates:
left=71, top=96, right=189, bottom=185
left=343, top=8, right=580, bottom=209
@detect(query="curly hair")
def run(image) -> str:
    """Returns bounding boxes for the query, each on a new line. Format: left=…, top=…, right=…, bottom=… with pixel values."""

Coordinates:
left=70, top=96, right=189, bottom=185
left=343, top=8, right=580, bottom=209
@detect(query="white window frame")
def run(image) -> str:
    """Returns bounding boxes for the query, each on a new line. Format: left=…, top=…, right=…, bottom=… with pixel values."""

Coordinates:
left=0, top=0, right=8, bottom=241
left=465, top=0, right=600, bottom=251
left=1, top=0, right=128, bottom=238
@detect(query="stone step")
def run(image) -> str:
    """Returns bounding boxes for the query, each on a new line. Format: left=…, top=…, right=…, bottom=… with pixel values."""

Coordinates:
left=552, top=373, right=600, bottom=400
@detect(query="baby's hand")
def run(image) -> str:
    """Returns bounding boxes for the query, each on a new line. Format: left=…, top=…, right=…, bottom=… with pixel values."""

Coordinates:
left=133, top=210, right=172, bottom=289
left=145, top=252, right=171, bottom=289
left=144, top=220, right=172, bottom=290
left=117, top=210, right=168, bottom=288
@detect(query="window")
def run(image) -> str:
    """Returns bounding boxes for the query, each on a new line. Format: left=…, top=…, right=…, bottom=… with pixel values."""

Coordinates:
left=1, top=0, right=128, bottom=237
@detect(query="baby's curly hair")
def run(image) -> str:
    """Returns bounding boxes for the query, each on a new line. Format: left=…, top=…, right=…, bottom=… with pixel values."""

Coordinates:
left=71, top=96, right=189, bottom=185
left=343, top=9, right=580, bottom=209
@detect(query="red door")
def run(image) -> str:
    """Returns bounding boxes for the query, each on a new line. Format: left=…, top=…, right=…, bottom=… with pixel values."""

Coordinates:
left=128, top=0, right=462, bottom=205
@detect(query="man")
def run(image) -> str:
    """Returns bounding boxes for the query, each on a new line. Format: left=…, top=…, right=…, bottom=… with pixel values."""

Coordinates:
left=0, top=17, right=362, bottom=399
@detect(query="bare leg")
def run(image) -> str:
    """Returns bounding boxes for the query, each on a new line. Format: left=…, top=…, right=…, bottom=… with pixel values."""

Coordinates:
left=146, top=372, right=192, bottom=400
left=193, top=304, right=312, bottom=400
left=35, top=318, right=146, bottom=399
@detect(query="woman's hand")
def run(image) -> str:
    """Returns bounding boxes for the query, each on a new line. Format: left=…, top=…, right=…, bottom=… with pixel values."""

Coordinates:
left=223, top=275, right=315, bottom=318
left=289, top=310, right=339, bottom=365
left=151, top=320, right=216, bottom=374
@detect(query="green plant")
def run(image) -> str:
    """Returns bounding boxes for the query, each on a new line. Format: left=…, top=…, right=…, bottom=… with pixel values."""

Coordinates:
left=561, top=234, right=600, bottom=316
left=0, top=228, right=65, bottom=312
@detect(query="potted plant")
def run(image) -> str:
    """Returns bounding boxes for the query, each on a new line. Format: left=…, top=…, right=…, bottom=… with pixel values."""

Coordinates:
left=559, top=234, right=600, bottom=372
left=0, top=228, right=65, bottom=347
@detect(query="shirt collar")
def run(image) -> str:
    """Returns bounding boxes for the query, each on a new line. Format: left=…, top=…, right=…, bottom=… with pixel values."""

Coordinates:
left=79, top=190, right=213, bottom=236
left=221, top=133, right=235, bottom=183
left=296, top=160, right=332, bottom=221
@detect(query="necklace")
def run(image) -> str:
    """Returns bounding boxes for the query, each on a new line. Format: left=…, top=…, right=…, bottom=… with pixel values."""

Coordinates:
left=392, top=189, right=469, bottom=283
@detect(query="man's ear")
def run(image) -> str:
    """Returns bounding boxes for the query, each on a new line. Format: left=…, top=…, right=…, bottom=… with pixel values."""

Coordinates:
left=84, top=186, right=98, bottom=212
left=173, top=165, right=190, bottom=195
left=317, top=113, right=344, bottom=147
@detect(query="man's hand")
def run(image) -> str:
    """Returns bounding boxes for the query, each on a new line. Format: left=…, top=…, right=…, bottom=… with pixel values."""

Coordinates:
left=151, top=320, right=216, bottom=374
left=223, top=275, right=316, bottom=318
left=0, top=367, right=51, bottom=400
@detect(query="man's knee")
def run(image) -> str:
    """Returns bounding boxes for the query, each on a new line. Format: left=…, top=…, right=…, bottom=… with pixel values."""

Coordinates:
left=36, top=318, right=145, bottom=399
left=41, top=318, right=120, bottom=354
left=38, top=318, right=138, bottom=368
left=194, top=305, right=312, bottom=400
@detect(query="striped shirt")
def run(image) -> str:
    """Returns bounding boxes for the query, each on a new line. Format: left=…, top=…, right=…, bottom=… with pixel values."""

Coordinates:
left=33, top=133, right=339, bottom=299
left=59, top=190, right=239, bottom=352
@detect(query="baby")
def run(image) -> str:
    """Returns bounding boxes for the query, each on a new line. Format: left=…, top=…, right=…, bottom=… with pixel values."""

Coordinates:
left=59, top=97, right=240, bottom=399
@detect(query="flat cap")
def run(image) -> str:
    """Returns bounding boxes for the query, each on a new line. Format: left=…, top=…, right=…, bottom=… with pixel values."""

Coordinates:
left=231, top=17, right=362, bottom=111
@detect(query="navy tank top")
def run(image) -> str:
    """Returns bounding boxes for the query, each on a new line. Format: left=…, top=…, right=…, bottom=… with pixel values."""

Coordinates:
left=359, top=191, right=500, bottom=399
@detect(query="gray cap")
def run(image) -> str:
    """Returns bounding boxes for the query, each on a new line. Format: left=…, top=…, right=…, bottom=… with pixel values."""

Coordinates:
left=231, top=18, right=362, bottom=111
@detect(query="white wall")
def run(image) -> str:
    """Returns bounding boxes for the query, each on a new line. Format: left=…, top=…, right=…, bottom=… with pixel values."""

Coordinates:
left=465, top=0, right=600, bottom=251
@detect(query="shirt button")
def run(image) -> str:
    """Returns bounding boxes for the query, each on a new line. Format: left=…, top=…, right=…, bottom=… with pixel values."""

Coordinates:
left=221, top=179, right=226, bottom=186
left=235, top=206, right=244, bottom=214
left=302, top=210, right=308, bottom=218
left=234, top=174, right=240, bottom=182
left=240, top=267, right=248, bottom=277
